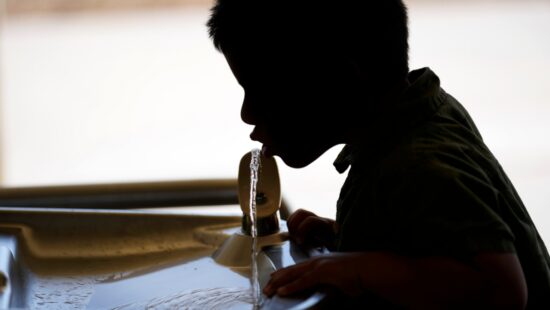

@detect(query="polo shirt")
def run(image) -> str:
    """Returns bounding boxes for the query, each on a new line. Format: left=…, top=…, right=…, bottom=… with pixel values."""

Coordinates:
left=333, top=67, right=550, bottom=308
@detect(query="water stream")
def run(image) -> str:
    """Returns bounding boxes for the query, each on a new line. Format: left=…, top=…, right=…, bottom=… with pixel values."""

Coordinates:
left=248, top=148, right=261, bottom=309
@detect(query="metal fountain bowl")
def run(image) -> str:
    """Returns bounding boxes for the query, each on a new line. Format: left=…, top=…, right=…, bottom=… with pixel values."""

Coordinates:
left=0, top=180, right=324, bottom=309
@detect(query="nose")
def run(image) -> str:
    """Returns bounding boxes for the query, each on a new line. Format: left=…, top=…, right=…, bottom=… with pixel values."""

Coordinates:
left=240, top=93, right=256, bottom=125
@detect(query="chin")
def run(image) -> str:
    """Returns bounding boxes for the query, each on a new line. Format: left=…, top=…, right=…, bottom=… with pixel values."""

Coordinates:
left=271, top=142, right=334, bottom=169
left=280, top=157, right=311, bottom=169
left=277, top=152, right=319, bottom=169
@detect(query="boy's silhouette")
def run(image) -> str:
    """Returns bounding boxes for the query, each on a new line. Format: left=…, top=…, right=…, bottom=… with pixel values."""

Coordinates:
left=208, top=0, right=550, bottom=308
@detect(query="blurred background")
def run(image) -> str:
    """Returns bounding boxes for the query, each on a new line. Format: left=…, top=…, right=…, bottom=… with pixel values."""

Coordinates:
left=0, top=0, right=549, bottom=244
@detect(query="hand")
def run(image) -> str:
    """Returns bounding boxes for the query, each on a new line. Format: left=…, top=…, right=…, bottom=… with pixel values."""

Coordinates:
left=286, top=209, right=336, bottom=248
left=264, top=251, right=528, bottom=309
left=263, top=252, right=366, bottom=297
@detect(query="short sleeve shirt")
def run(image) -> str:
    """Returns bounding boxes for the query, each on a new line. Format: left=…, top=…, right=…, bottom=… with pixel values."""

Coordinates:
left=333, top=68, right=550, bottom=308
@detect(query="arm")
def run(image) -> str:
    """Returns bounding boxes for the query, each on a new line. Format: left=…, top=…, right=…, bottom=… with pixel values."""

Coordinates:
left=264, top=251, right=527, bottom=309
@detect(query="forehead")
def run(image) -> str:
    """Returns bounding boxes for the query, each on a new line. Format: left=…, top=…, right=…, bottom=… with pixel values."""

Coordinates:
left=224, top=45, right=334, bottom=88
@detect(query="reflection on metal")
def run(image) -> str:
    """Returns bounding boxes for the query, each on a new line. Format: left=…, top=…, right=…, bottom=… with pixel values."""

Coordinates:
left=0, top=208, right=241, bottom=308
left=0, top=247, right=12, bottom=309
left=0, top=207, right=323, bottom=309
left=0, top=234, right=24, bottom=309
left=212, top=225, right=289, bottom=267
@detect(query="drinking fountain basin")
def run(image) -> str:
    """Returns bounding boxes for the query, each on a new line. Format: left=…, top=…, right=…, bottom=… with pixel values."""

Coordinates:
left=0, top=207, right=324, bottom=309
left=0, top=151, right=325, bottom=309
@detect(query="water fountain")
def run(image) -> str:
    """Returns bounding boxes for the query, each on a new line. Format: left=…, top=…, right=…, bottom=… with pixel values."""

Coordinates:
left=0, top=151, right=324, bottom=309
left=213, top=149, right=285, bottom=308
left=213, top=150, right=286, bottom=269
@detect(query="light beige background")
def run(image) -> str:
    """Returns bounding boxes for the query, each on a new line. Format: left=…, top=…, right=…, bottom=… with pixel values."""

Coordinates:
left=1, top=0, right=549, bottom=244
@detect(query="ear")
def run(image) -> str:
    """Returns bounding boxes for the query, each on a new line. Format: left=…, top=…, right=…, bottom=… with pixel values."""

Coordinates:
left=326, top=52, right=364, bottom=86
left=331, top=57, right=365, bottom=93
left=342, top=58, right=364, bottom=83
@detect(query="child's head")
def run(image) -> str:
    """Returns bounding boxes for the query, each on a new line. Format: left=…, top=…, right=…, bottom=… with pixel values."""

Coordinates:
left=208, top=0, right=409, bottom=168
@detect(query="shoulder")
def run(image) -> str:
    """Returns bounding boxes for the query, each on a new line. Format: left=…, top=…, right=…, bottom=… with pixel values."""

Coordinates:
left=380, top=134, right=474, bottom=183
left=379, top=103, right=497, bottom=189
left=375, top=120, right=506, bottom=215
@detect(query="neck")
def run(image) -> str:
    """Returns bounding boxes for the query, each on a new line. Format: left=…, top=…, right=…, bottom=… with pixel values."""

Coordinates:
left=343, top=77, right=410, bottom=145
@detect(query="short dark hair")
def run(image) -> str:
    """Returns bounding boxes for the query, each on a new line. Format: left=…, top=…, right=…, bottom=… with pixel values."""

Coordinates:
left=207, top=0, right=409, bottom=83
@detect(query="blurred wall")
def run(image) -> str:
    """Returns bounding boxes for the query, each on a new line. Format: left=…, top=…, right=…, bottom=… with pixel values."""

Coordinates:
left=0, top=0, right=549, bottom=243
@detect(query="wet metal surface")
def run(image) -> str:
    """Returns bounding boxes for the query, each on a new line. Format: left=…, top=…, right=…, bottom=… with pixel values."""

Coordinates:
left=0, top=208, right=320, bottom=309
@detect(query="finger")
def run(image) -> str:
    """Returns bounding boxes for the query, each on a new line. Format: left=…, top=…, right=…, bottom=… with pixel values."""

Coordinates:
left=294, top=216, right=330, bottom=245
left=287, top=209, right=315, bottom=231
left=287, top=209, right=315, bottom=235
left=268, top=261, right=310, bottom=287
left=263, top=261, right=312, bottom=296
left=277, top=271, right=319, bottom=297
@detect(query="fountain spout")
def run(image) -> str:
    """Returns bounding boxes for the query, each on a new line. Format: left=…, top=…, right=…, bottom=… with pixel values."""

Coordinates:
left=238, top=151, right=281, bottom=236
left=212, top=151, right=287, bottom=267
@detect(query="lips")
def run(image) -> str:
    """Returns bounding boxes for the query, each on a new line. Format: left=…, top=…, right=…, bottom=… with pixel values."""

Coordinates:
left=262, top=145, right=275, bottom=157
left=250, top=127, right=275, bottom=157
left=249, top=127, right=264, bottom=143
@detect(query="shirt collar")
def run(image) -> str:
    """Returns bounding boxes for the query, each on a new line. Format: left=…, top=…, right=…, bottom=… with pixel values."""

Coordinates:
left=334, top=144, right=354, bottom=173
left=333, top=67, right=443, bottom=173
